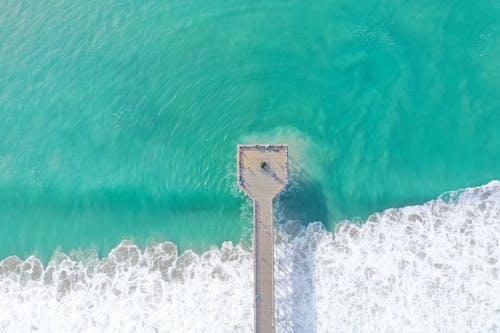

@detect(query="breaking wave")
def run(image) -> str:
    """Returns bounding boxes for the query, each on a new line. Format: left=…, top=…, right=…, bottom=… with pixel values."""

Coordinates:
left=0, top=181, right=499, bottom=332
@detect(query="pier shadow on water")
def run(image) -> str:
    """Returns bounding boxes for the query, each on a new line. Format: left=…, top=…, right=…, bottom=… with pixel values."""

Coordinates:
left=274, top=176, right=326, bottom=332
left=277, top=175, right=329, bottom=228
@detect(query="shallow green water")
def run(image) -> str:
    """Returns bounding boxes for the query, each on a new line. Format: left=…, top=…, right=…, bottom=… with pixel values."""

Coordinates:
left=0, top=0, right=498, bottom=260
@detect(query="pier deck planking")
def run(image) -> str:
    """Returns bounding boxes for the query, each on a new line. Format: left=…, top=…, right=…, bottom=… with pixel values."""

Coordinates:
left=237, top=144, right=288, bottom=333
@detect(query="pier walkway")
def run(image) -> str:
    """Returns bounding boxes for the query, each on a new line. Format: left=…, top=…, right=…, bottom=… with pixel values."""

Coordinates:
left=237, top=144, right=288, bottom=333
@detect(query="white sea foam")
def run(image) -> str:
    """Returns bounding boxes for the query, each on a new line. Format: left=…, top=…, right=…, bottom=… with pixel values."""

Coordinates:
left=0, top=181, right=499, bottom=332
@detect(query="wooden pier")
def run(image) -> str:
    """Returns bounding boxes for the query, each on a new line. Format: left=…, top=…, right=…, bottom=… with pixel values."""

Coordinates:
left=237, top=144, right=288, bottom=333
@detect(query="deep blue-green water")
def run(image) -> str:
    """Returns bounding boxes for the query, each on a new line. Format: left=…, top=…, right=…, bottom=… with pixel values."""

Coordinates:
left=0, top=0, right=498, bottom=259
left=0, top=1, right=499, bottom=332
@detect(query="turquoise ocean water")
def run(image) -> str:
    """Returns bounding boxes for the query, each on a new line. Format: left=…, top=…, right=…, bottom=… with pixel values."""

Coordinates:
left=0, top=0, right=498, bottom=261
